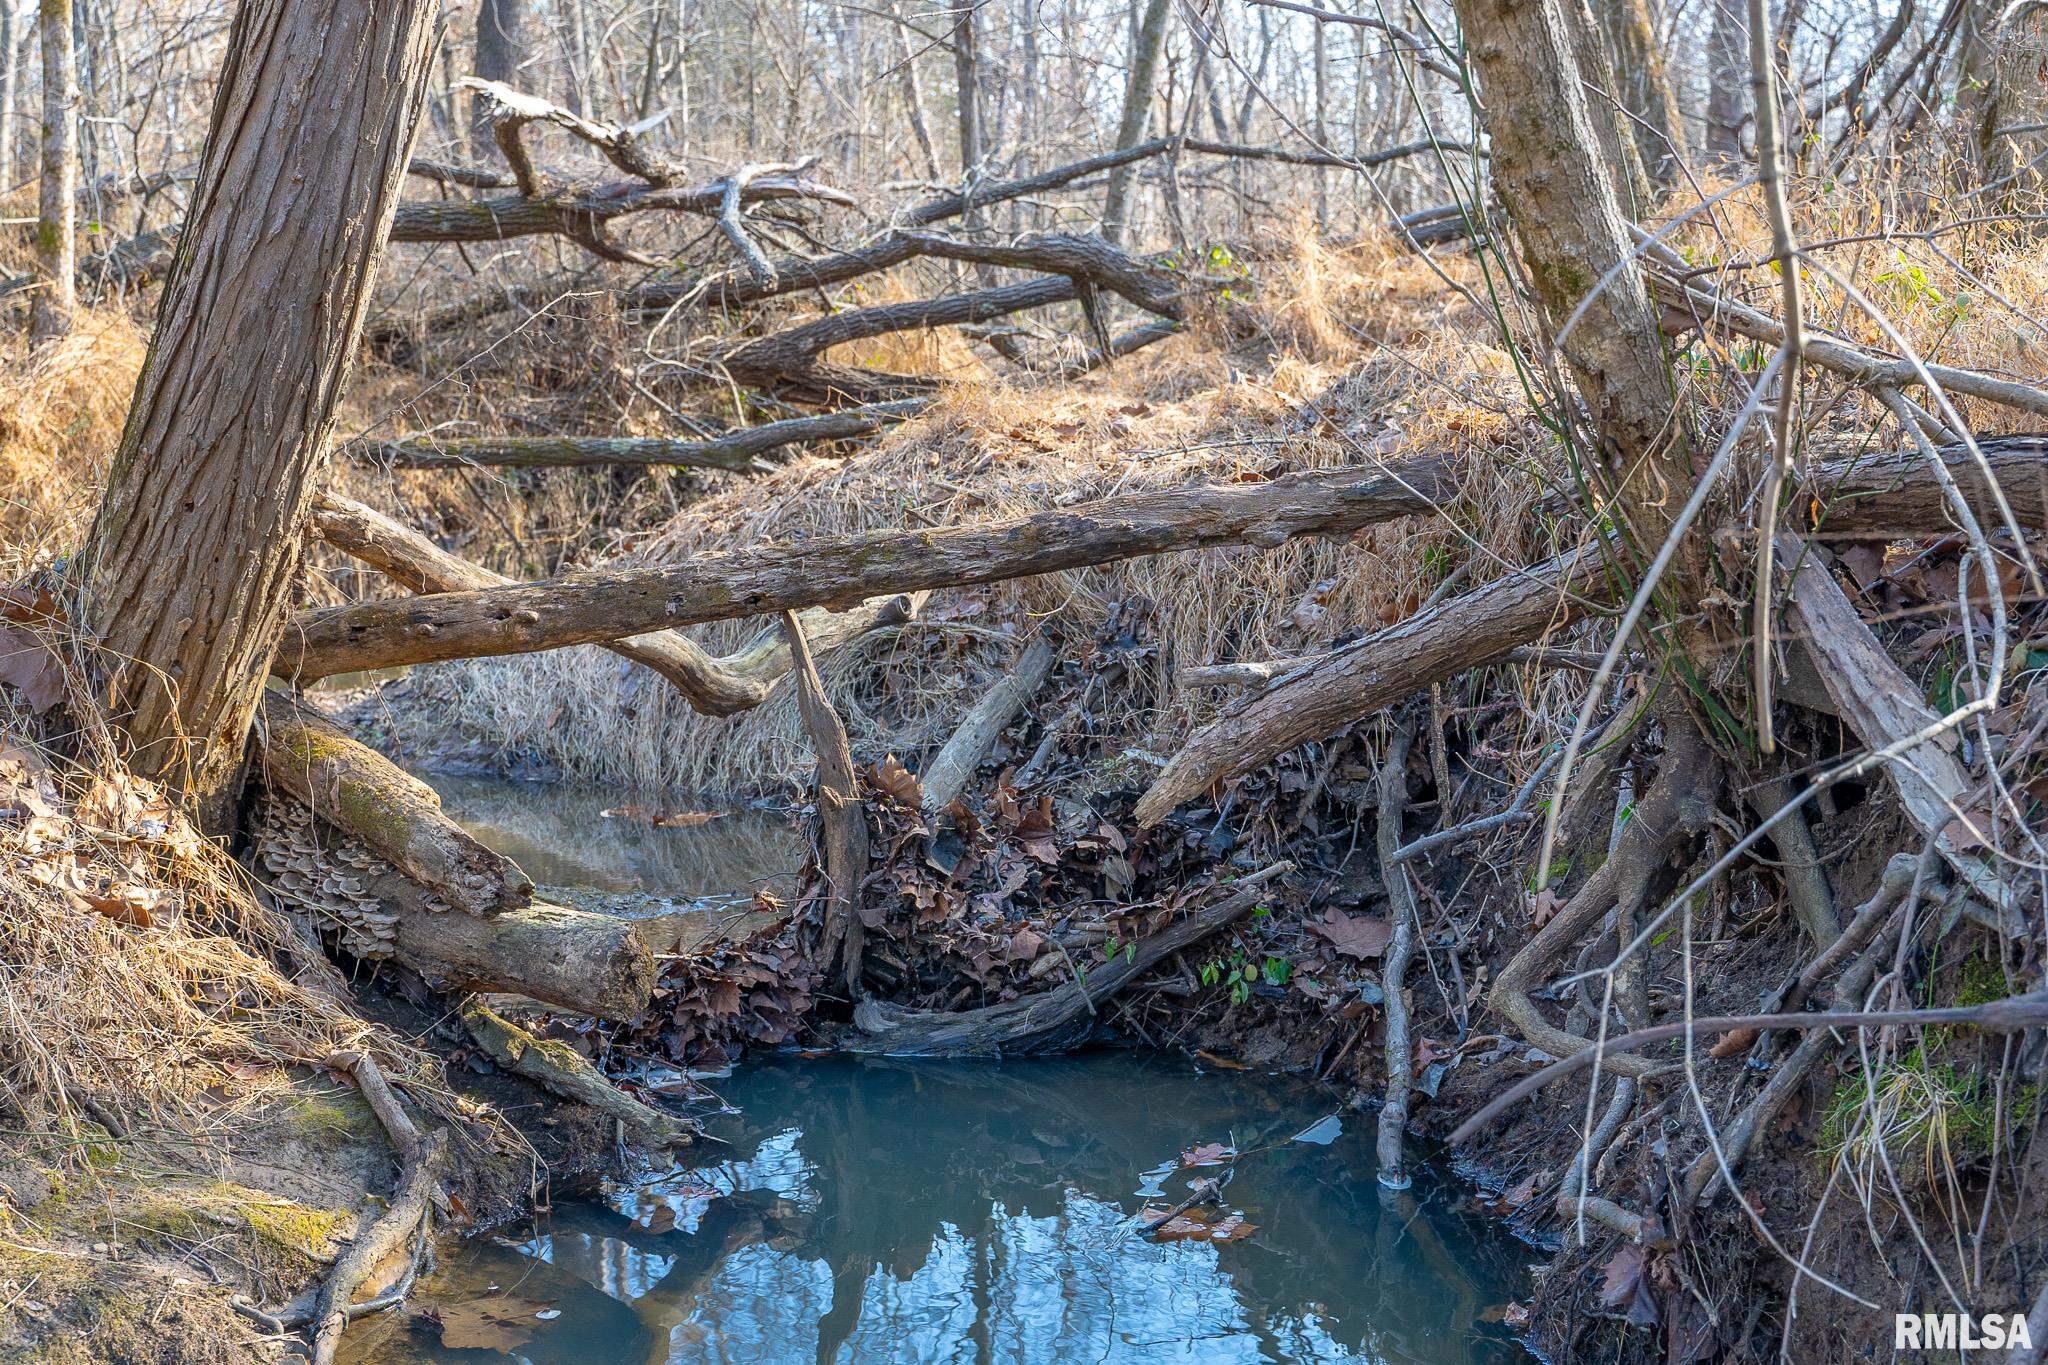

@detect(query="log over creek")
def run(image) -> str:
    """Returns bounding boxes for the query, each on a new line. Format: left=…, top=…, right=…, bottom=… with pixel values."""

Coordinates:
left=333, top=775, right=1537, bottom=1365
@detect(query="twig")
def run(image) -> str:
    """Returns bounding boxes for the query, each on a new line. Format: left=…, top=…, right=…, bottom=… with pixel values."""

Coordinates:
left=1450, top=991, right=2048, bottom=1144
left=1374, top=714, right=1420, bottom=1189
left=1391, top=748, right=1562, bottom=864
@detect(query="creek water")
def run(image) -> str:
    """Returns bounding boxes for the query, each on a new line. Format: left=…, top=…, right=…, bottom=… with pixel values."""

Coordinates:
left=351, top=779, right=1532, bottom=1364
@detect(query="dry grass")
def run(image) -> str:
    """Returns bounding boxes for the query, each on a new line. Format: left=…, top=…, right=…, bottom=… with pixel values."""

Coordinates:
left=0, top=312, right=148, bottom=572
left=372, top=230, right=1560, bottom=795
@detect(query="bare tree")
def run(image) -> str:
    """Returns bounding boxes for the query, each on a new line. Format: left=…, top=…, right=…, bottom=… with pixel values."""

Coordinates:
left=82, top=0, right=439, bottom=826
left=1102, top=0, right=1173, bottom=241
left=472, top=0, right=529, bottom=155
left=0, top=0, right=19, bottom=187
left=1705, top=0, right=1748, bottom=162
left=30, top=0, right=76, bottom=344
left=1597, top=0, right=1687, bottom=189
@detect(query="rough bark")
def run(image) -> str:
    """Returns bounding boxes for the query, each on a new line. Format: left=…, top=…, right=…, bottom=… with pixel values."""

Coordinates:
left=1101, top=0, right=1173, bottom=242
left=0, top=0, right=18, bottom=189
left=254, top=690, right=532, bottom=915
left=919, top=639, right=1056, bottom=813
left=385, top=169, right=850, bottom=250
left=381, top=879, right=656, bottom=1020
left=783, top=611, right=871, bottom=995
left=1704, top=0, right=1748, bottom=162
left=79, top=0, right=438, bottom=827
left=1597, top=0, right=1688, bottom=188
left=30, top=0, right=76, bottom=345
left=459, top=1000, right=691, bottom=1144
left=1135, top=547, right=1609, bottom=826
left=276, top=459, right=1456, bottom=682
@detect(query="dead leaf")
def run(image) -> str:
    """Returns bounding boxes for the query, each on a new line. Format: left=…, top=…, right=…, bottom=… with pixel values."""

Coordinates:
left=1145, top=1204, right=1257, bottom=1242
left=1501, top=1172, right=1539, bottom=1209
left=650, top=809, right=725, bottom=828
left=1311, top=907, right=1392, bottom=961
left=1708, top=1026, right=1759, bottom=1058
left=1529, top=886, right=1563, bottom=929
left=865, top=754, right=923, bottom=806
left=1597, top=1243, right=1660, bottom=1327
left=1179, top=1141, right=1236, bottom=1167
left=436, top=1294, right=553, bottom=1352
left=0, top=625, right=64, bottom=714
left=81, top=884, right=164, bottom=928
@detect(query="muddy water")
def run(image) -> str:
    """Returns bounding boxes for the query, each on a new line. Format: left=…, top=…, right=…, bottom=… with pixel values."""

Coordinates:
left=353, top=778, right=1531, bottom=1363
left=347, top=1055, right=1531, bottom=1364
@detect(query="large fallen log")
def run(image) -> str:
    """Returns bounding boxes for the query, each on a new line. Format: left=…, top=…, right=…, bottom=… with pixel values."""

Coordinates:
left=277, top=459, right=1458, bottom=682
left=248, top=791, right=654, bottom=1019
left=1814, top=435, right=2048, bottom=539
left=847, top=863, right=1291, bottom=1055
left=307, top=492, right=919, bottom=716
left=254, top=691, right=531, bottom=914
left=377, top=872, right=655, bottom=1020
left=353, top=400, right=927, bottom=470
left=1134, top=547, right=1610, bottom=826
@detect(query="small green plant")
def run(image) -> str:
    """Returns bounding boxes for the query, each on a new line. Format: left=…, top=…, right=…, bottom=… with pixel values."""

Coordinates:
left=1874, top=249, right=1946, bottom=309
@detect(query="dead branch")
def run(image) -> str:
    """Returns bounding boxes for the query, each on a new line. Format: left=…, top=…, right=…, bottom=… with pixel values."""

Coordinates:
left=783, top=611, right=872, bottom=994
left=1374, top=715, right=1420, bottom=1189
left=459, top=998, right=693, bottom=1145
left=1451, top=991, right=2048, bottom=1145
left=919, top=639, right=1057, bottom=813
left=309, top=492, right=766, bottom=716
left=847, top=863, right=1292, bottom=1055
left=902, top=136, right=1473, bottom=227
left=1781, top=535, right=2013, bottom=909
left=717, top=162, right=804, bottom=287
left=352, top=400, right=927, bottom=471
left=1135, top=547, right=1608, bottom=826
left=276, top=459, right=1454, bottom=682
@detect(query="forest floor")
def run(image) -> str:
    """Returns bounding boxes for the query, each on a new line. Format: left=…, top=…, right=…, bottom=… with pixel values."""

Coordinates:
left=3, top=207, right=2046, bottom=1360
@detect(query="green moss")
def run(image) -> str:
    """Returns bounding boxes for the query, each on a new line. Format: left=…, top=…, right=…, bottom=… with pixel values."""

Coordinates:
left=127, top=1181, right=349, bottom=1275
left=284, top=1092, right=380, bottom=1143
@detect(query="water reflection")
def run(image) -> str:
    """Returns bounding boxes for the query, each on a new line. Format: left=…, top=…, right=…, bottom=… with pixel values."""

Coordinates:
left=424, top=775, right=803, bottom=901
left=351, top=1054, right=1529, bottom=1364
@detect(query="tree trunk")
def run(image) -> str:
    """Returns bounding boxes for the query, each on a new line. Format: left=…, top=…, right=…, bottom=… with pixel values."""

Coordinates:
left=471, top=0, right=529, bottom=156
left=30, top=0, right=76, bottom=345
left=79, top=0, right=438, bottom=829
left=892, top=0, right=941, bottom=180
left=0, top=0, right=20, bottom=189
left=1597, top=0, right=1687, bottom=189
left=1704, top=0, right=1747, bottom=162
left=1101, top=0, right=1173, bottom=243
left=952, top=0, right=979, bottom=179
left=1452, top=0, right=1698, bottom=583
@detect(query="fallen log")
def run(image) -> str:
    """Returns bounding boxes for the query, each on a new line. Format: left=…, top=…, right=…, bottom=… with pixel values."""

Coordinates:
left=459, top=999, right=692, bottom=1145
left=255, top=691, right=531, bottom=915
left=308, top=492, right=917, bottom=716
left=1813, top=435, right=2048, bottom=538
left=277, top=459, right=1457, bottom=682
left=353, top=400, right=927, bottom=470
left=1780, top=535, right=2014, bottom=911
left=383, top=881, right=656, bottom=1020
left=1135, top=547, right=1610, bottom=826
left=847, top=863, right=1292, bottom=1056
left=919, top=639, right=1057, bottom=813
left=248, top=791, right=654, bottom=1019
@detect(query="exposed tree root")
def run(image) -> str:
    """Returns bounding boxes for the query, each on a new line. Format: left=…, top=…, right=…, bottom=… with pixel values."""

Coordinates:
left=784, top=611, right=871, bottom=995
left=1490, top=709, right=1723, bottom=1079
left=308, top=1051, right=447, bottom=1365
